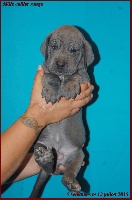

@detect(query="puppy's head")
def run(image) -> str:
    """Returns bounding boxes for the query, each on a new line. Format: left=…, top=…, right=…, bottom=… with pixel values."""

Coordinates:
left=41, top=25, right=94, bottom=76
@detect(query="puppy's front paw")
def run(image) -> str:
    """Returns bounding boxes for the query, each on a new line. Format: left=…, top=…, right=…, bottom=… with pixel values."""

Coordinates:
left=42, top=85, right=61, bottom=104
left=61, top=81, right=80, bottom=99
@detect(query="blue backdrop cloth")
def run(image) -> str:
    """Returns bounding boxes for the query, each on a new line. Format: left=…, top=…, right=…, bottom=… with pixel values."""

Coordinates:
left=1, top=1, right=130, bottom=198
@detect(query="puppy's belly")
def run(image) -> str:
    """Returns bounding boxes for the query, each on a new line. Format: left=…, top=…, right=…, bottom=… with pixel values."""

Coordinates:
left=36, top=112, right=86, bottom=169
left=37, top=120, right=85, bottom=152
left=38, top=111, right=85, bottom=148
left=37, top=128, right=81, bottom=156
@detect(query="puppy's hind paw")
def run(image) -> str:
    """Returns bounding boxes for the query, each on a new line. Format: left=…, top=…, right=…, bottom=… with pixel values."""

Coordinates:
left=62, top=174, right=81, bottom=192
left=34, top=144, right=54, bottom=173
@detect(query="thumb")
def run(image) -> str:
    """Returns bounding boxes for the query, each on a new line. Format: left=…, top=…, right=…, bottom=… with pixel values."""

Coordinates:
left=30, top=65, right=44, bottom=103
left=36, top=65, right=44, bottom=79
left=33, top=65, right=44, bottom=88
left=31, top=65, right=44, bottom=95
left=38, top=65, right=44, bottom=75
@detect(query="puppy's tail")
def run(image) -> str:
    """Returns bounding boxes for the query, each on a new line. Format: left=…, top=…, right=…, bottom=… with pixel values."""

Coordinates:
left=29, top=169, right=49, bottom=198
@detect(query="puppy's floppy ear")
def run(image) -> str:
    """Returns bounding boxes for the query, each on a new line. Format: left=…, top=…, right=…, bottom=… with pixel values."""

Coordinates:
left=40, top=33, right=52, bottom=59
left=83, top=39, right=94, bottom=67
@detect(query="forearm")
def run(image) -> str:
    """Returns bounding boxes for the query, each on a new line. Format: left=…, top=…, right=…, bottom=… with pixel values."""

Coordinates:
left=1, top=105, right=45, bottom=185
left=7, top=153, right=40, bottom=183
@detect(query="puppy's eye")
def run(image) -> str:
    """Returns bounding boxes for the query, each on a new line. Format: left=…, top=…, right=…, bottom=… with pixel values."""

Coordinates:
left=52, top=45, right=59, bottom=50
left=70, top=48, right=79, bottom=54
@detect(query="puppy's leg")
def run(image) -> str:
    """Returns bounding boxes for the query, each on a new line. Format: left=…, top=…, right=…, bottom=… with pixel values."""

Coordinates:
left=42, top=73, right=61, bottom=103
left=61, top=149, right=84, bottom=192
left=30, top=144, right=54, bottom=198
left=61, top=79, right=80, bottom=99
left=34, top=143, right=54, bottom=173
left=61, top=73, right=87, bottom=99
left=30, top=169, right=49, bottom=198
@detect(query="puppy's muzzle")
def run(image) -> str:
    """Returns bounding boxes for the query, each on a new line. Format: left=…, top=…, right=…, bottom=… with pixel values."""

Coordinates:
left=56, top=60, right=66, bottom=73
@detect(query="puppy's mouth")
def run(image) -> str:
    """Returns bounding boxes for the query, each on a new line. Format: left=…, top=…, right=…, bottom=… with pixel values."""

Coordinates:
left=51, top=64, right=67, bottom=76
left=48, top=62, right=78, bottom=76
left=57, top=67, right=65, bottom=74
left=56, top=68, right=76, bottom=76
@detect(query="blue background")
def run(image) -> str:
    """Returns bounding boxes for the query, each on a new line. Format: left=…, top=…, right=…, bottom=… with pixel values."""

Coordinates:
left=1, top=1, right=130, bottom=198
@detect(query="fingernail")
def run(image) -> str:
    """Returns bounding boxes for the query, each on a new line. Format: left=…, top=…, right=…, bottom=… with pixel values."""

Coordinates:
left=38, top=65, right=42, bottom=71
left=88, top=82, right=90, bottom=87
left=38, top=65, right=44, bottom=75
left=91, top=94, right=93, bottom=99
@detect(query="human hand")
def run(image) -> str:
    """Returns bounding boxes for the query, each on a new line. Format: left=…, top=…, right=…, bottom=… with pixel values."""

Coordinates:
left=26, top=66, right=94, bottom=127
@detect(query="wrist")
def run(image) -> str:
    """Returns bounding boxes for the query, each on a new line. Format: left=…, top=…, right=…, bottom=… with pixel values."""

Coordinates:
left=20, top=114, right=44, bottom=137
left=26, top=103, right=47, bottom=126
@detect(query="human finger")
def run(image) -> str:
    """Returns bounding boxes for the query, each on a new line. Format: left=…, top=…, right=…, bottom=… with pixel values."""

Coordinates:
left=30, top=66, right=44, bottom=103
left=72, top=94, right=93, bottom=110
left=80, top=82, right=90, bottom=92
left=31, top=65, right=44, bottom=94
left=82, top=161, right=85, bottom=166
left=34, top=65, right=44, bottom=86
left=75, top=85, right=94, bottom=101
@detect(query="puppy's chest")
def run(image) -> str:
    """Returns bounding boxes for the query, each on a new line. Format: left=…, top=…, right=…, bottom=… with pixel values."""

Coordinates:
left=59, top=75, right=65, bottom=82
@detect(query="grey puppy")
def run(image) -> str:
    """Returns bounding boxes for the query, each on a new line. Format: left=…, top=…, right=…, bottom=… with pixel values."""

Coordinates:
left=30, top=25, right=94, bottom=198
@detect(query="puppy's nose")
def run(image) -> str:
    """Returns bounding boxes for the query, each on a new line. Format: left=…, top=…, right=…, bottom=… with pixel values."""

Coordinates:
left=56, top=61, right=66, bottom=68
